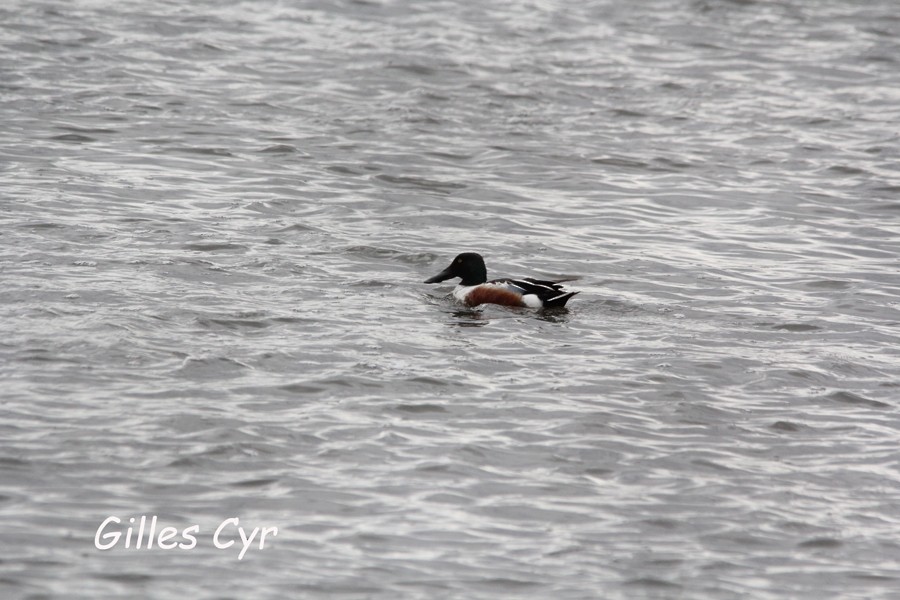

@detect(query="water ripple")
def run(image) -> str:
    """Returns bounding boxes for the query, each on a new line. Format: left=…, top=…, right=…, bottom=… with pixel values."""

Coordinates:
left=2, top=0, right=900, bottom=598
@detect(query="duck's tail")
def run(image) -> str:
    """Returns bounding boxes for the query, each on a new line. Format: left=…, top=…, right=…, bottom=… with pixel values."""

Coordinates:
left=543, top=290, right=579, bottom=308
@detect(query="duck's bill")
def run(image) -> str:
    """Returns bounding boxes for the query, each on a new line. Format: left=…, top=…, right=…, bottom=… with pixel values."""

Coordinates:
left=424, top=266, right=454, bottom=284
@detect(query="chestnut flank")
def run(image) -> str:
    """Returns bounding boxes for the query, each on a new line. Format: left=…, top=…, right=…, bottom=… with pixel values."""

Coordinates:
left=465, top=287, right=526, bottom=307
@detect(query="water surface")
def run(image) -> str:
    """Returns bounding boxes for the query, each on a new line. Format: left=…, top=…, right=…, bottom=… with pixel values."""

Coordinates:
left=2, top=0, right=900, bottom=598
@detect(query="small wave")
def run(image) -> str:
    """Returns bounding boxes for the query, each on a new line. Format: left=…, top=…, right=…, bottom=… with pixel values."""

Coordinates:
left=374, top=173, right=466, bottom=192
left=49, top=133, right=95, bottom=142
left=183, top=242, right=247, bottom=252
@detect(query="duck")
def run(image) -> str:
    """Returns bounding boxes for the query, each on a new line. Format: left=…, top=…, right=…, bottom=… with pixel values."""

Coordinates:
left=424, top=252, right=579, bottom=308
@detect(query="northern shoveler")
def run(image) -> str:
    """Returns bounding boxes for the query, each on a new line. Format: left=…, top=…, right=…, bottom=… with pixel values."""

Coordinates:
left=424, top=252, right=579, bottom=308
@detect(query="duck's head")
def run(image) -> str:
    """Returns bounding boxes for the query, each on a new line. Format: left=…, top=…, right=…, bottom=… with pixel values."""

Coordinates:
left=424, top=252, right=487, bottom=286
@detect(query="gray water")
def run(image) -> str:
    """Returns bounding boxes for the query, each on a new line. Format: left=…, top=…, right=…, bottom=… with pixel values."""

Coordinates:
left=3, top=0, right=900, bottom=598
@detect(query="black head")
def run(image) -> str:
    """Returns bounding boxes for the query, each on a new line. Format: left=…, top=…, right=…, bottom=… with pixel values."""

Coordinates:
left=424, top=252, right=488, bottom=286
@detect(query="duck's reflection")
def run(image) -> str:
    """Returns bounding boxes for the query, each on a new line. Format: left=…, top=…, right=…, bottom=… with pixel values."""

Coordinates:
left=446, top=306, right=572, bottom=327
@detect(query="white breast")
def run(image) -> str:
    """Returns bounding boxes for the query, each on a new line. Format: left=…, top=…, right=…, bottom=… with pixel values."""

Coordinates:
left=453, top=284, right=478, bottom=303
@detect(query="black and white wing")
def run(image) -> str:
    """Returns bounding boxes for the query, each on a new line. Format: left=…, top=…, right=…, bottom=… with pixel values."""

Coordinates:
left=496, top=278, right=579, bottom=308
